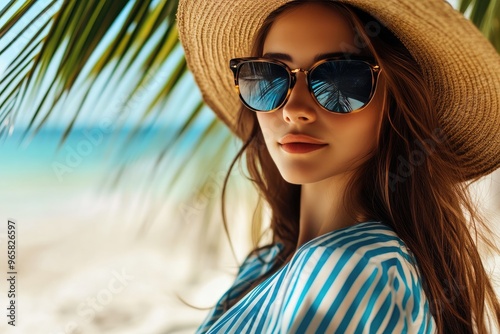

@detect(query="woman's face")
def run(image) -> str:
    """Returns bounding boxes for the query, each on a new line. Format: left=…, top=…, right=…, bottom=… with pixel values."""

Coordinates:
left=256, top=3, right=386, bottom=185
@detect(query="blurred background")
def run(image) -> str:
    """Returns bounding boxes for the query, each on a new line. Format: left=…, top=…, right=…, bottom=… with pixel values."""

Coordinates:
left=0, top=0, right=498, bottom=333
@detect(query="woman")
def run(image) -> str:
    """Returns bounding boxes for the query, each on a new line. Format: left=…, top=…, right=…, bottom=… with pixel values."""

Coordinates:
left=178, top=0, right=500, bottom=332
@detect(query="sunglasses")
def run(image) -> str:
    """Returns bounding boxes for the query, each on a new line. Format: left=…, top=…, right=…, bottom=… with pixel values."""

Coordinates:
left=229, top=56, right=381, bottom=114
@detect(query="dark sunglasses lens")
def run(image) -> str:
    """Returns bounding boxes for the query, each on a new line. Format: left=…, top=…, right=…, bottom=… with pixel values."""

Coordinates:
left=237, top=62, right=289, bottom=111
left=310, top=60, right=374, bottom=113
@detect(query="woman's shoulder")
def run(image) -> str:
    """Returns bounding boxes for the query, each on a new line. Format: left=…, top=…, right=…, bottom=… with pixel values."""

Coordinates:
left=240, top=221, right=419, bottom=279
left=284, top=221, right=427, bottom=298
left=277, top=221, right=435, bottom=333
left=293, top=221, right=417, bottom=268
left=237, top=242, right=284, bottom=281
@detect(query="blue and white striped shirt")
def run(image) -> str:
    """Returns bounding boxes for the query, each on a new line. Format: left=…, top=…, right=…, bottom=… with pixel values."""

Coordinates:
left=197, top=221, right=436, bottom=333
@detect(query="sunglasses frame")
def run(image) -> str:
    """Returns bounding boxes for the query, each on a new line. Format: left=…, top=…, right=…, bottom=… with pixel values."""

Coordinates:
left=229, top=56, right=381, bottom=114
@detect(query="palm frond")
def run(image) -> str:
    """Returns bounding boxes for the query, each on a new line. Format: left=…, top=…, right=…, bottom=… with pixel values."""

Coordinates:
left=0, top=0, right=189, bottom=141
left=459, top=0, right=500, bottom=52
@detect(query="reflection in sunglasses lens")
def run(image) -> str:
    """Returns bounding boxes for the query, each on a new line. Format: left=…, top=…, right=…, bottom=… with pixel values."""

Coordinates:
left=238, top=62, right=289, bottom=111
left=311, top=61, right=373, bottom=113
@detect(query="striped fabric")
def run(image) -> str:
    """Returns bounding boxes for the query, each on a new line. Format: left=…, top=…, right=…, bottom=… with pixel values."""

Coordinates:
left=197, top=221, right=436, bottom=333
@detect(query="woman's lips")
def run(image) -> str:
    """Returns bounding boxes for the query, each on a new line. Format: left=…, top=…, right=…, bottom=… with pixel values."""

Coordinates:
left=280, top=142, right=328, bottom=154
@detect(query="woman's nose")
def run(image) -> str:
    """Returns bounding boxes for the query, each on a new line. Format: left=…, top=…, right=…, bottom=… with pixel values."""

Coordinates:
left=282, top=72, right=318, bottom=124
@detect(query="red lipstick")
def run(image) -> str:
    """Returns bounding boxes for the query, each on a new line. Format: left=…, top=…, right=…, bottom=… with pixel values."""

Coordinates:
left=279, top=134, right=327, bottom=154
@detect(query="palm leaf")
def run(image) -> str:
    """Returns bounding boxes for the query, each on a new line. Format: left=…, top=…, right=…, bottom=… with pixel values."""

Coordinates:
left=459, top=0, right=500, bottom=51
left=0, top=1, right=187, bottom=140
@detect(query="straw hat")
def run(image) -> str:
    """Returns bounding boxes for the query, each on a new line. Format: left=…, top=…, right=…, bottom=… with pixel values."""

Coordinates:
left=177, top=0, right=500, bottom=180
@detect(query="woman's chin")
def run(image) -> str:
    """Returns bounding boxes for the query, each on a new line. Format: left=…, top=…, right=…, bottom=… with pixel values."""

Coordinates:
left=280, top=172, right=326, bottom=185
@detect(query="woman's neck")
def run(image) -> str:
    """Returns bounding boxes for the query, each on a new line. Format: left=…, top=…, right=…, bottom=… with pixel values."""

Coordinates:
left=297, top=173, right=360, bottom=249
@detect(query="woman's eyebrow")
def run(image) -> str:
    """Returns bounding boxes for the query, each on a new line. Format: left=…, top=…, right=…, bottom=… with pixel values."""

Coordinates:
left=261, top=52, right=356, bottom=62
left=262, top=52, right=292, bottom=61
left=313, top=52, right=355, bottom=61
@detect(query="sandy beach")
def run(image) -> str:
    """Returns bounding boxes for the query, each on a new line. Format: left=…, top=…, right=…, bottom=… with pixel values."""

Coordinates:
left=0, top=152, right=259, bottom=334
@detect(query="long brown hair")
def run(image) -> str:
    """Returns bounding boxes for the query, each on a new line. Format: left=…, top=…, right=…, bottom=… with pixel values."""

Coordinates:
left=220, top=1, right=500, bottom=332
